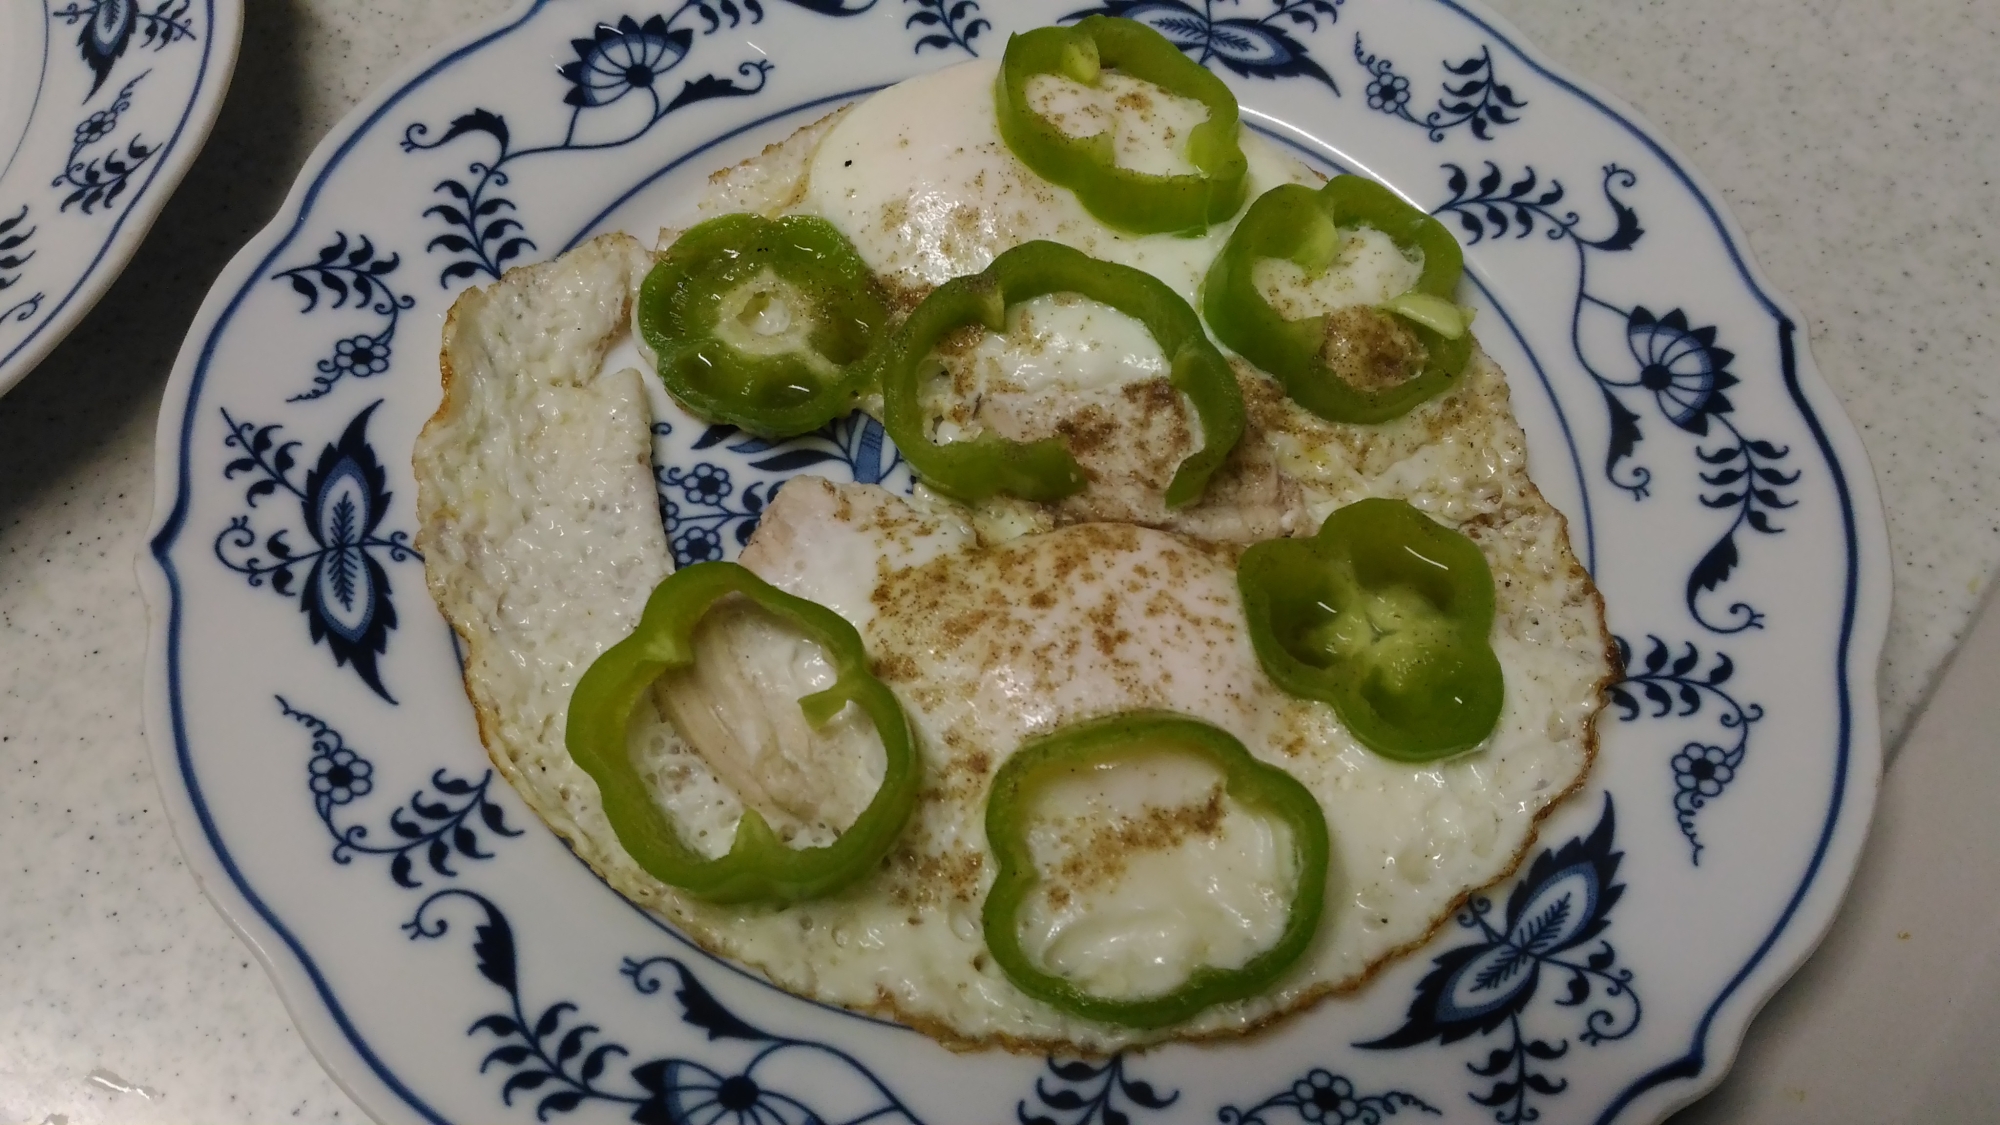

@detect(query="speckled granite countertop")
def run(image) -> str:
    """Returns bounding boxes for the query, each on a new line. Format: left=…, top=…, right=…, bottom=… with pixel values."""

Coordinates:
left=0, top=0, right=1994, bottom=1121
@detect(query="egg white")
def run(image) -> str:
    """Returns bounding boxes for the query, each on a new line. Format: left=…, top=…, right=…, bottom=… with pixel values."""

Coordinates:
left=413, top=57, right=1611, bottom=1054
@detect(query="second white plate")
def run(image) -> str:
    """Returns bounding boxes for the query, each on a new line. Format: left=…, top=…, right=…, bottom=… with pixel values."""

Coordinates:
left=0, top=0, right=241, bottom=395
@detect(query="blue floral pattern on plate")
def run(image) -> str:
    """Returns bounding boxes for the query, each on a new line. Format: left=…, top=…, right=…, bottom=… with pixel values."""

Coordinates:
left=1219, top=1070, right=1438, bottom=1124
left=55, top=0, right=197, bottom=97
left=269, top=232, right=418, bottom=402
left=1064, top=0, right=1346, bottom=90
left=398, top=1, right=899, bottom=286
left=1430, top=161, right=1802, bottom=635
left=140, top=1, right=1890, bottom=1123
left=1360, top=797, right=1640, bottom=1124
left=1018, top=1056, right=1180, bottom=1124
left=1351, top=34, right=1523, bottom=141
left=0, top=207, right=35, bottom=326
left=655, top=413, right=912, bottom=566
left=214, top=402, right=418, bottom=701
left=1608, top=637, right=1764, bottom=862
left=279, top=697, right=523, bottom=887
left=52, top=73, right=159, bottom=213
left=405, top=889, right=927, bottom=1125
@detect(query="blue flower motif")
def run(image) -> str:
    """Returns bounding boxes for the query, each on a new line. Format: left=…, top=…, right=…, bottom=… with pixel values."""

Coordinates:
left=1292, top=1071, right=1360, bottom=1123
left=1672, top=743, right=1734, bottom=799
left=73, top=108, right=119, bottom=145
left=674, top=524, right=725, bottom=564
left=1218, top=1067, right=1435, bottom=1124
left=282, top=698, right=520, bottom=887
left=271, top=233, right=416, bottom=401
left=309, top=745, right=373, bottom=805
left=1626, top=306, right=1737, bottom=435
left=678, top=462, right=734, bottom=505
left=1364, top=72, right=1409, bottom=113
left=53, top=74, right=155, bottom=215
left=559, top=15, right=692, bottom=108
left=330, top=333, right=391, bottom=379
left=1610, top=636, right=1762, bottom=862
left=658, top=451, right=777, bottom=567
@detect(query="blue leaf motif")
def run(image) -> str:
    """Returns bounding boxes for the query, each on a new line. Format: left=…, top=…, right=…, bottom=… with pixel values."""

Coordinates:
left=215, top=403, right=418, bottom=702
left=403, top=6, right=776, bottom=285
left=1359, top=797, right=1639, bottom=1124
left=903, top=0, right=989, bottom=56
left=300, top=403, right=397, bottom=695
left=1065, top=0, right=1343, bottom=92
left=270, top=232, right=416, bottom=401
left=52, top=74, right=159, bottom=214
left=0, top=205, right=40, bottom=323
left=1018, top=1055, right=1177, bottom=1125
left=73, top=0, right=137, bottom=96
left=53, top=0, right=195, bottom=98
left=1608, top=635, right=1763, bottom=861
left=405, top=891, right=925, bottom=1123
left=279, top=698, right=520, bottom=887
left=1354, top=37, right=1527, bottom=142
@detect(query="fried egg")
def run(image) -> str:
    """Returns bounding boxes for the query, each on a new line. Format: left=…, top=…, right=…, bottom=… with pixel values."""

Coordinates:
left=413, top=54, right=1612, bottom=1054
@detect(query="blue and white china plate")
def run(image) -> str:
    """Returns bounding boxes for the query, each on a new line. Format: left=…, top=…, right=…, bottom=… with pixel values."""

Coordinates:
left=0, top=0, right=241, bottom=395
left=140, top=2, right=1891, bottom=1122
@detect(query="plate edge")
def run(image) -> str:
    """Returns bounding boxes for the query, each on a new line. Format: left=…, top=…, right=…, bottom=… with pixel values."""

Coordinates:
left=137, top=2, right=554, bottom=1123
left=0, top=0, right=247, bottom=396
left=1432, top=0, right=1894, bottom=1120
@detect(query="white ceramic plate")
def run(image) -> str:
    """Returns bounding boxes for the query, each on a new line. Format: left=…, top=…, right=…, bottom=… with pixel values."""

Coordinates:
left=140, top=2, right=1891, bottom=1122
left=0, top=0, right=241, bottom=395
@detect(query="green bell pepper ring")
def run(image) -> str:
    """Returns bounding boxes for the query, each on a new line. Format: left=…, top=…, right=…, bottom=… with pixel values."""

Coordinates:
left=564, top=561, right=919, bottom=905
left=1202, top=176, right=1473, bottom=424
left=981, top=711, right=1330, bottom=1028
left=1238, top=498, right=1504, bottom=762
left=639, top=213, right=889, bottom=438
left=880, top=239, right=1245, bottom=507
left=996, top=16, right=1249, bottom=236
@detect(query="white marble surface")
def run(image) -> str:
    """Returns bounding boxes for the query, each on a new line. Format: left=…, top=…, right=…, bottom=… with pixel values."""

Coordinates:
left=0, top=0, right=1994, bottom=1121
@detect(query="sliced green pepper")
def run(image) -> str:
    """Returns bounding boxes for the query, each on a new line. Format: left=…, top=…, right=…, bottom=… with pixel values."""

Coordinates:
left=1203, top=176, right=1473, bottom=424
left=639, top=213, right=889, bottom=437
left=1238, top=498, right=1503, bottom=762
left=996, top=16, right=1249, bottom=236
left=982, top=711, right=1329, bottom=1028
left=880, top=239, right=1244, bottom=508
left=565, top=561, right=918, bottom=905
